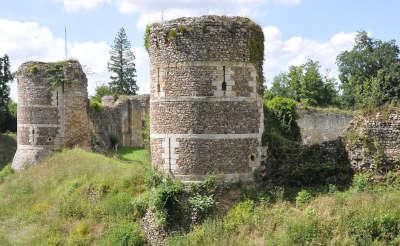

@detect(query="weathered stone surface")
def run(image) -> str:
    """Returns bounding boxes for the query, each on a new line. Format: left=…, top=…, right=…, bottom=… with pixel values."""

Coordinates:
left=149, top=15, right=264, bottom=182
left=12, top=60, right=91, bottom=170
left=345, top=108, right=400, bottom=172
left=90, top=95, right=149, bottom=150
left=297, top=109, right=354, bottom=145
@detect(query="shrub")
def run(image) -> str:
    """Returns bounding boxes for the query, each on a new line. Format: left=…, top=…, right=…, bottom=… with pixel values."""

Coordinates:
left=99, top=222, right=145, bottom=246
left=295, top=190, right=312, bottom=207
left=151, top=178, right=184, bottom=226
left=189, top=194, right=215, bottom=223
left=89, top=99, right=103, bottom=112
left=351, top=173, right=372, bottom=192
left=145, top=169, right=163, bottom=188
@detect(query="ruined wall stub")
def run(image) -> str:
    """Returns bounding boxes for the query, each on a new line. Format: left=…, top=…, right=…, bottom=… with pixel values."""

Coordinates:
left=148, top=15, right=265, bottom=182
left=12, top=60, right=91, bottom=170
left=90, top=95, right=149, bottom=150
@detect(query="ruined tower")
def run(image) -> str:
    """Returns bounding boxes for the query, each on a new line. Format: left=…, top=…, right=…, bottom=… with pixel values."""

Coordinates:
left=12, top=60, right=91, bottom=170
left=148, top=16, right=265, bottom=182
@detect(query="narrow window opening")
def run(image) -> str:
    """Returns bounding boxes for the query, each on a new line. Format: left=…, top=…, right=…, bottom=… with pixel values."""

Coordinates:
left=56, top=91, right=59, bottom=107
left=222, top=66, right=227, bottom=95
left=142, top=120, right=146, bottom=129
left=250, top=154, right=255, bottom=161
left=157, top=67, right=161, bottom=93
left=32, top=128, right=35, bottom=135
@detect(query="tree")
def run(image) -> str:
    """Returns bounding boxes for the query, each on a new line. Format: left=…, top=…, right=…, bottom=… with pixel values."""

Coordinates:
left=108, top=27, right=138, bottom=95
left=0, top=54, right=13, bottom=132
left=269, top=59, right=339, bottom=107
left=91, top=85, right=114, bottom=103
left=337, top=31, right=400, bottom=109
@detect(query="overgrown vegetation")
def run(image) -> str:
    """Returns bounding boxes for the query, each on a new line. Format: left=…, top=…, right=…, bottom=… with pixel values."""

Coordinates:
left=0, top=148, right=149, bottom=245
left=261, top=95, right=353, bottom=190
left=167, top=173, right=400, bottom=245
left=131, top=173, right=217, bottom=229
left=0, top=133, right=16, bottom=169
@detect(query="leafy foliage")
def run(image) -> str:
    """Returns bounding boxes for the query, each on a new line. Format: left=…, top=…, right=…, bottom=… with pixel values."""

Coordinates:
left=144, top=24, right=152, bottom=52
left=270, top=59, right=339, bottom=107
left=0, top=55, right=14, bottom=133
left=91, top=85, right=114, bottom=103
left=108, top=27, right=138, bottom=95
left=337, top=31, right=400, bottom=109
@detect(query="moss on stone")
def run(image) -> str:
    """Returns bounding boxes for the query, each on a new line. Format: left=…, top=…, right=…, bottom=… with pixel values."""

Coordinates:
left=26, top=64, right=39, bottom=76
left=144, top=24, right=152, bottom=52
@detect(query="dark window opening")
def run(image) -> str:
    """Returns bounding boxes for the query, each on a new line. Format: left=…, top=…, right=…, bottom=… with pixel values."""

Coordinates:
left=32, top=129, right=35, bottom=135
left=56, top=91, right=59, bottom=107
left=222, top=66, right=227, bottom=94
left=157, top=67, right=161, bottom=93
left=250, top=154, right=255, bottom=161
left=142, top=120, right=146, bottom=129
left=47, top=137, right=52, bottom=142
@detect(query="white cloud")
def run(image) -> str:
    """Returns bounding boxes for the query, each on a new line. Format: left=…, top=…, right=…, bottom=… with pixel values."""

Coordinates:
left=263, top=26, right=356, bottom=86
left=273, top=0, right=301, bottom=6
left=0, top=18, right=150, bottom=101
left=62, top=0, right=109, bottom=11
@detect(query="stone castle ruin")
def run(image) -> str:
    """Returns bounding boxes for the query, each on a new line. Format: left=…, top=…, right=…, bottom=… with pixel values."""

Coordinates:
left=12, top=15, right=265, bottom=183
left=91, top=95, right=149, bottom=150
left=147, top=16, right=265, bottom=182
left=12, top=60, right=91, bottom=169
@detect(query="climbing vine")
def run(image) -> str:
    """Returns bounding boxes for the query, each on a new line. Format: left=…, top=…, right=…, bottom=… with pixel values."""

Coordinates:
left=26, top=61, right=69, bottom=89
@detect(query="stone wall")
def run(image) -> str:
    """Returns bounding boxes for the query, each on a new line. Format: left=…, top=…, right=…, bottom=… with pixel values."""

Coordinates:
left=345, top=108, right=400, bottom=172
left=12, top=60, right=91, bottom=169
left=148, top=15, right=264, bottom=182
left=90, top=95, right=149, bottom=150
left=297, top=108, right=354, bottom=145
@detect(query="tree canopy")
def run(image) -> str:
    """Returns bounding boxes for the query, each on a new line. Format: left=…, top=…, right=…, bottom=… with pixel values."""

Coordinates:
left=269, top=59, right=338, bottom=107
left=0, top=54, right=14, bottom=132
left=337, top=31, right=400, bottom=109
left=108, top=27, right=138, bottom=95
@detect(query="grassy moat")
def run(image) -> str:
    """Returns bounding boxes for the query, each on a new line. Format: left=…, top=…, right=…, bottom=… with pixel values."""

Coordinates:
left=0, top=139, right=400, bottom=245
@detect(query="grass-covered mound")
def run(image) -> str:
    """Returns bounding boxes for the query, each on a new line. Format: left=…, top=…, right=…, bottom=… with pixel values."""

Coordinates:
left=0, top=133, right=16, bottom=168
left=167, top=172, right=400, bottom=245
left=0, top=148, right=149, bottom=245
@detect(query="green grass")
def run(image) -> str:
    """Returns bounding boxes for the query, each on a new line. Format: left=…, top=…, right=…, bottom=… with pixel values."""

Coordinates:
left=167, top=173, right=400, bottom=245
left=0, top=133, right=17, bottom=169
left=116, top=147, right=149, bottom=164
left=0, top=148, right=150, bottom=245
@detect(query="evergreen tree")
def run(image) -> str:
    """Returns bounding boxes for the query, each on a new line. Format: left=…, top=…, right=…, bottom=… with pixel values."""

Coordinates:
left=0, top=55, right=13, bottom=132
left=108, top=27, right=138, bottom=95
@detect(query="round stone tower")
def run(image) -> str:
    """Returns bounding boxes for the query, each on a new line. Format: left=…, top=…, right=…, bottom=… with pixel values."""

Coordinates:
left=148, top=15, right=264, bottom=182
left=12, top=60, right=91, bottom=170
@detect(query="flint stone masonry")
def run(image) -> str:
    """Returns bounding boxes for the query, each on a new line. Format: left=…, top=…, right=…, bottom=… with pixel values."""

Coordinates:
left=148, top=15, right=264, bottom=182
left=297, top=108, right=354, bottom=145
left=12, top=60, right=91, bottom=170
left=345, top=108, right=400, bottom=172
left=90, top=95, right=149, bottom=149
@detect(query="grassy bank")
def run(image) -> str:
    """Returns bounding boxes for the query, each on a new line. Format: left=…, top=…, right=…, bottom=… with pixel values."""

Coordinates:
left=167, top=173, right=400, bottom=245
left=0, top=133, right=16, bottom=169
left=0, top=148, right=150, bottom=245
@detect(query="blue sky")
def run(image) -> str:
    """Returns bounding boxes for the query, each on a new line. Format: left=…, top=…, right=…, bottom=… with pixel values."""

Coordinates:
left=1, top=0, right=399, bottom=100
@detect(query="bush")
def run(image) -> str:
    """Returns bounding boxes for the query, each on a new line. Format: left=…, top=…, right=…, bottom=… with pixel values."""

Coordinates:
left=295, top=190, right=312, bottom=207
left=151, top=178, right=184, bottom=226
left=99, top=222, right=145, bottom=246
left=189, top=194, right=215, bottom=223
left=89, top=99, right=103, bottom=112
left=352, top=173, right=372, bottom=192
